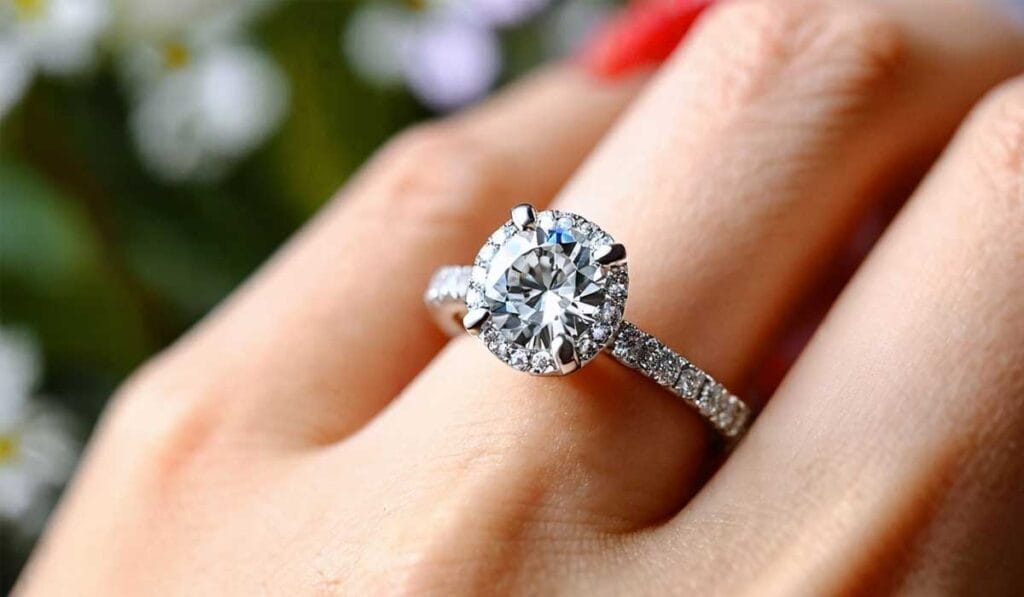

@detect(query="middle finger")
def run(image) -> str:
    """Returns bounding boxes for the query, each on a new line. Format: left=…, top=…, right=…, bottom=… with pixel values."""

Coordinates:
left=358, top=0, right=1024, bottom=542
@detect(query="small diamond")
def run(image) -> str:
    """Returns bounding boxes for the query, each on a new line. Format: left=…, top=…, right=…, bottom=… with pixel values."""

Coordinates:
left=466, top=286, right=484, bottom=308
left=675, top=366, right=704, bottom=401
left=431, top=269, right=456, bottom=300
left=490, top=224, right=514, bottom=246
left=509, top=349, right=530, bottom=371
left=648, top=348, right=683, bottom=387
left=722, top=400, right=750, bottom=437
left=712, top=395, right=740, bottom=428
left=530, top=351, right=554, bottom=373
left=578, top=336, right=598, bottom=359
left=492, top=343, right=509, bottom=358
left=697, top=382, right=726, bottom=416
left=611, top=323, right=632, bottom=346
left=483, top=328, right=507, bottom=356
left=590, top=230, right=612, bottom=246
left=591, top=324, right=612, bottom=343
left=598, top=303, right=622, bottom=323
left=640, top=338, right=662, bottom=370
left=612, top=324, right=646, bottom=368
left=536, top=211, right=555, bottom=229
left=477, top=242, right=498, bottom=263
left=471, top=265, right=487, bottom=285
left=556, top=216, right=574, bottom=230
left=608, top=282, right=627, bottom=300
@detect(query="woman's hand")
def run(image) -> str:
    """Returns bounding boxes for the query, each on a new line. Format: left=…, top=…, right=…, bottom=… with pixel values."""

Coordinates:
left=17, top=0, right=1024, bottom=594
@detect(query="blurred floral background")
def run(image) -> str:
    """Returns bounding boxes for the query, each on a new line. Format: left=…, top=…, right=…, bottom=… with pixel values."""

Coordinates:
left=0, top=0, right=619, bottom=585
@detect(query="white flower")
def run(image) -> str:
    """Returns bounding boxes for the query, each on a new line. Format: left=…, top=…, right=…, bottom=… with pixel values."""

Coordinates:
left=0, top=0, right=110, bottom=118
left=0, top=37, right=32, bottom=123
left=112, top=0, right=290, bottom=183
left=342, top=0, right=515, bottom=112
left=342, top=3, right=416, bottom=88
left=2, top=0, right=110, bottom=75
left=125, top=39, right=288, bottom=182
left=111, top=0, right=281, bottom=43
left=0, top=330, right=39, bottom=405
left=0, top=329, right=78, bottom=537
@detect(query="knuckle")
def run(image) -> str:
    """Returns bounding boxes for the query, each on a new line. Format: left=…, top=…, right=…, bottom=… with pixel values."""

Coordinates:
left=688, top=0, right=905, bottom=116
left=106, top=351, right=235, bottom=485
left=693, top=0, right=797, bottom=59
left=684, top=0, right=800, bottom=107
left=807, top=1, right=905, bottom=67
left=806, top=1, right=907, bottom=100
left=968, top=78, right=1024, bottom=185
left=361, top=121, right=504, bottom=224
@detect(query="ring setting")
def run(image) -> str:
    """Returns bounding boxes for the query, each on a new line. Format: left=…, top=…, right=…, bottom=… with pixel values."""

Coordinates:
left=425, top=203, right=752, bottom=439
left=465, top=204, right=627, bottom=376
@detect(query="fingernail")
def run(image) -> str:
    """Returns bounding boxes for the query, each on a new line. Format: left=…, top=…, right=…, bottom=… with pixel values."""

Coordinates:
left=579, top=0, right=717, bottom=80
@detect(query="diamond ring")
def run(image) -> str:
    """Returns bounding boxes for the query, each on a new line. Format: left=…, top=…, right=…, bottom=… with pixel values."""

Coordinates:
left=425, top=204, right=752, bottom=440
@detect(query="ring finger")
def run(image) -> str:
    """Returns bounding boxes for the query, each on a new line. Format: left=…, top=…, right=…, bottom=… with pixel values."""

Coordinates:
left=349, top=0, right=1024, bottom=579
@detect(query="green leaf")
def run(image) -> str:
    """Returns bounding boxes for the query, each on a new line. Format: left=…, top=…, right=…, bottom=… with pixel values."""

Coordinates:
left=0, top=158, right=152, bottom=374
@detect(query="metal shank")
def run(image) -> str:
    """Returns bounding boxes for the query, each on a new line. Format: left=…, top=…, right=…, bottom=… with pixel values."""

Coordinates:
left=425, top=265, right=752, bottom=440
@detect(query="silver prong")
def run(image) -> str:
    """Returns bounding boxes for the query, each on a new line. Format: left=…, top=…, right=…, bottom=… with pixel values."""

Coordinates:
left=511, top=203, right=537, bottom=230
left=551, top=335, right=580, bottom=375
left=593, top=243, right=627, bottom=266
left=463, top=309, right=490, bottom=336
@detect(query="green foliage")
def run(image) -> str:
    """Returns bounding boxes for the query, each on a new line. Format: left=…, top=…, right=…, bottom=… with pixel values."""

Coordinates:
left=0, top=0, right=596, bottom=585
left=0, top=157, right=151, bottom=374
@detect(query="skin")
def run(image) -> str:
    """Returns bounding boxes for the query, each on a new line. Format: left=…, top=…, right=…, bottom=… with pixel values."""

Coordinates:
left=15, top=0, right=1024, bottom=594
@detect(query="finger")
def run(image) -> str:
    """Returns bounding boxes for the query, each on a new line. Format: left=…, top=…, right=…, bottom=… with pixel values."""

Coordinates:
left=128, top=66, right=646, bottom=444
left=655, top=77, right=1024, bottom=594
left=366, top=0, right=1024, bottom=536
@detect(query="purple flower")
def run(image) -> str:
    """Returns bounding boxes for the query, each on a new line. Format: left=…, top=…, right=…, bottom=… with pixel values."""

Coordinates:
left=403, top=16, right=500, bottom=111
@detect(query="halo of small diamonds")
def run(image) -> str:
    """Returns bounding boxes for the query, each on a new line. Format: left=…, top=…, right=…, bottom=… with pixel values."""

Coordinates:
left=468, top=209, right=628, bottom=376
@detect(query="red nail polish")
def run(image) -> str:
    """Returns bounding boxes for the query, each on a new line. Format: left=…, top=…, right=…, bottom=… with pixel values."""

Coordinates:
left=580, top=0, right=717, bottom=79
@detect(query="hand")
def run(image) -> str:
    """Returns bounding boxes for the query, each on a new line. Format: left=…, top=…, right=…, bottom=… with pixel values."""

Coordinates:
left=17, top=0, right=1024, bottom=594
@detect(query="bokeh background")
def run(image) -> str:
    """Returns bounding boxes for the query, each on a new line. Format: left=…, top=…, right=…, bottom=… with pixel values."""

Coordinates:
left=0, top=0, right=619, bottom=586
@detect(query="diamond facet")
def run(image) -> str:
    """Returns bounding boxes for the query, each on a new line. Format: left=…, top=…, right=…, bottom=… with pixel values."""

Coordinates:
left=472, top=209, right=627, bottom=374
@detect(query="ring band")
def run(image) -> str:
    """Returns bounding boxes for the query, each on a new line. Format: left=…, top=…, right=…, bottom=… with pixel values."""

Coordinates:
left=424, top=205, right=752, bottom=440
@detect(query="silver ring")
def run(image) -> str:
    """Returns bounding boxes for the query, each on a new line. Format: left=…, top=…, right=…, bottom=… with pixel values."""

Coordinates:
left=424, top=204, right=752, bottom=440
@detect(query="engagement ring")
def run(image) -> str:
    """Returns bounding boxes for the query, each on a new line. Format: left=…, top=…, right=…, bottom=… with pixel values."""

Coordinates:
left=425, top=204, right=752, bottom=439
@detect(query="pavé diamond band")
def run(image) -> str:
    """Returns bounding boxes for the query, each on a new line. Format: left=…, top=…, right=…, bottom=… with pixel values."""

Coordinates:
left=424, top=204, right=752, bottom=440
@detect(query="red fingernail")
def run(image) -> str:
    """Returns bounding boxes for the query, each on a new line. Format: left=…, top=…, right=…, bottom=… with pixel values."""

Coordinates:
left=580, top=0, right=717, bottom=79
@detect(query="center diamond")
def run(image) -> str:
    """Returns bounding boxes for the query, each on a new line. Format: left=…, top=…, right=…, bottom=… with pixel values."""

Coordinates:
left=482, top=219, right=606, bottom=351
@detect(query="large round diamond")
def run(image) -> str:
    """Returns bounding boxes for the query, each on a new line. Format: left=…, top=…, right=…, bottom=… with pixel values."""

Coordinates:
left=490, top=240, right=604, bottom=349
left=475, top=213, right=615, bottom=355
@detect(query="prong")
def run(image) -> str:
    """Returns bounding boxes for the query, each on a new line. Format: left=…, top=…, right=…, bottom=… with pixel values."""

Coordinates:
left=551, top=335, right=581, bottom=375
left=511, top=203, right=537, bottom=230
left=463, top=309, right=490, bottom=336
left=593, top=242, right=627, bottom=266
